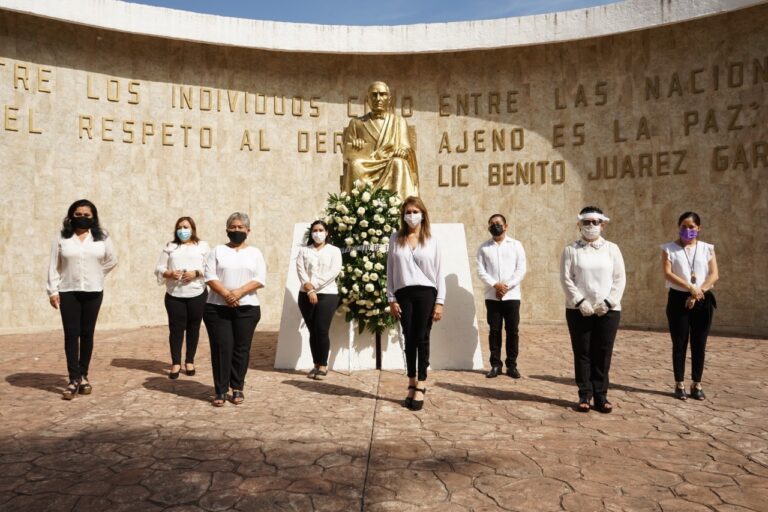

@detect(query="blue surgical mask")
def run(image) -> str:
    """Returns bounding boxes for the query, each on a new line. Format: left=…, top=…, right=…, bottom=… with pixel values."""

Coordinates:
left=177, top=228, right=192, bottom=242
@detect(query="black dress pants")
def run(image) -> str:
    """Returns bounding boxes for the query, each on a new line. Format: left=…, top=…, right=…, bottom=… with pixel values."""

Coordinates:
left=565, top=308, right=620, bottom=402
left=395, top=286, right=436, bottom=381
left=164, top=290, right=207, bottom=365
left=485, top=299, right=521, bottom=369
left=203, top=304, right=261, bottom=395
left=666, top=289, right=716, bottom=382
left=298, top=292, right=338, bottom=366
left=59, top=291, right=104, bottom=382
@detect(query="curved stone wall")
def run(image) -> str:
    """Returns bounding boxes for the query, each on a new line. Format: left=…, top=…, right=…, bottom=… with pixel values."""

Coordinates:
left=0, top=0, right=766, bottom=335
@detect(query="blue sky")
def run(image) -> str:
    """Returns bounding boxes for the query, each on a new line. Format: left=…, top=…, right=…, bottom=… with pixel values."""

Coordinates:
left=124, top=0, right=619, bottom=25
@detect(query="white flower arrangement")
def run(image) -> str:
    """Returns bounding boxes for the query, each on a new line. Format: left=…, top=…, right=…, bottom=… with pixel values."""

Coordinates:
left=325, top=180, right=402, bottom=334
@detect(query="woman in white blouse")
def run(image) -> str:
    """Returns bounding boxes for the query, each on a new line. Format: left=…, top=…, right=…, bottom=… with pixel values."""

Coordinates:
left=387, top=196, right=445, bottom=411
left=203, top=212, right=266, bottom=407
left=560, top=206, right=625, bottom=413
left=661, top=211, right=719, bottom=401
left=155, top=217, right=210, bottom=379
left=47, top=199, right=118, bottom=400
left=297, top=220, right=342, bottom=380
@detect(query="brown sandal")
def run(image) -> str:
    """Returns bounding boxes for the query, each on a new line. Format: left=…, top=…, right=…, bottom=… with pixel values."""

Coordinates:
left=62, top=379, right=80, bottom=400
left=212, top=394, right=227, bottom=407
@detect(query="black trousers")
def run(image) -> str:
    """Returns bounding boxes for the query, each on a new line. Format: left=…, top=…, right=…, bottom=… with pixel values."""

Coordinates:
left=485, top=299, right=520, bottom=369
left=565, top=308, right=621, bottom=402
left=395, top=286, right=436, bottom=381
left=298, top=292, right=338, bottom=366
left=164, top=290, right=207, bottom=365
left=666, top=289, right=716, bottom=382
left=203, top=304, right=261, bottom=395
left=59, top=291, right=104, bottom=382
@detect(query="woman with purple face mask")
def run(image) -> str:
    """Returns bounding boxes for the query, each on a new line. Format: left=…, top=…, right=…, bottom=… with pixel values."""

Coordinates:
left=661, top=212, right=719, bottom=401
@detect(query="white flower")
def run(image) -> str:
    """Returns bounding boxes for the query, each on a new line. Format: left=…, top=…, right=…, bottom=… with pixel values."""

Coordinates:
left=362, top=274, right=370, bottom=283
left=351, top=188, right=360, bottom=196
left=346, top=265, right=353, bottom=272
left=338, top=223, right=347, bottom=232
left=383, top=224, right=391, bottom=232
left=376, top=229, right=382, bottom=236
left=340, top=205, right=349, bottom=214
left=372, top=308, right=380, bottom=315
left=388, top=207, right=399, bottom=216
left=340, top=191, right=348, bottom=198
left=359, top=220, right=369, bottom=228
left=362, top=240, right=370, bottom=246
left=388, top=196, right=398, bottom=206
left=364, top=261, right=373, bottom=271
left=378, top=245, right=387, bottom=253
left=370, top=272, right=379, bottom=281
left=370, top=237, right=378, bottom=244
left=354, top=268, right=363, bottom=276
left=344, top=237, right=354, bottom=246
left=352, top=284, right=360, bottom=292
left=341, top=287, right=348, bottom=294
left=384, top=306, right=391, bottom=313
left=374, top=263, right=384, bottom=271
left=361, top=191, right=371, bottom=202
left=325, top=216, right=334, bottom=224
left=335, top=203, right=343, bottom=212
left=350, top=250, right=358, bottom=258
left=356, top=180, right=367, bottom=191
left=360, top=232, right=367, bottom=239
left=348, top=216, right=357, bottom=225
left=362, top=256, right=369, bottom=262
left=357, top=206, right=366, bottom=216
left=366, top=300, right=374, bottom=307
left=368, top=228, right=376, bottom=235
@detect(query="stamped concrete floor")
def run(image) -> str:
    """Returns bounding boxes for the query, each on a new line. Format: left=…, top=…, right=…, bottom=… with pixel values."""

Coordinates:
left=1, top=325, right=767, bottom=512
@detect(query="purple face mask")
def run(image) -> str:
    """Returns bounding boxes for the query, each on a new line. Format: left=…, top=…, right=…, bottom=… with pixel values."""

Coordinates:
left=679, top=227, right=698, bottom=242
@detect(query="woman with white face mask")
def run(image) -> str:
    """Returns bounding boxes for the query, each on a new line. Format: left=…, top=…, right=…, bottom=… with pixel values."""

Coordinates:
left=661, top=211, right=718, bottom=401
left=386, top=196, right=445, bottom=411
left=154, top=216, right=210, bottom=379
left=560, top=206, right=626, bottom=413
left=296, top=220, right=342, bottom=379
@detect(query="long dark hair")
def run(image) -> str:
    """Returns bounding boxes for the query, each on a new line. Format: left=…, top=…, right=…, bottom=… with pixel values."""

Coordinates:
left=307, top=220, right=330, bottom=246
left=172, top=216, right=200, bottom=245
left=60, top=199, right=106, bottom=241
left=396, top=196, right=431, bottom=247
left=678, top=211, right=701, bottom=227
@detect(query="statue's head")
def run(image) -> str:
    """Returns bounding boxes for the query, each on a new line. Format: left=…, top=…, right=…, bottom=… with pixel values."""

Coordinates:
left=366, top=81, right=391, bottom=116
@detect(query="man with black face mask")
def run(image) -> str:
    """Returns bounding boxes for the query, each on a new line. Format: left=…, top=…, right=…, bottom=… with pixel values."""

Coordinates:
left=476, top=214, right=527, bottom=379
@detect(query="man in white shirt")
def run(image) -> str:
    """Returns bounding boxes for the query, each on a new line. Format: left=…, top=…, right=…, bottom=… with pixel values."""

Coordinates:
left=476, top=214, right=527, bottom=379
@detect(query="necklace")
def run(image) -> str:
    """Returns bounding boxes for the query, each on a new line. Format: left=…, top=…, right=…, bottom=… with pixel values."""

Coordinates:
left=681, top=241, right=698, bottom=284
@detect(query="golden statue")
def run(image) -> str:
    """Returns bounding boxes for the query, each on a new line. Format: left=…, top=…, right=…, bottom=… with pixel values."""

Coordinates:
left=342, top=81, right=419, bottom=198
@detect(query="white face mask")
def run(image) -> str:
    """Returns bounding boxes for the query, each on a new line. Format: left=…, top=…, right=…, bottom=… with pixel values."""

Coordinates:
left=580, top=224, right=602, bottom=241
left=404, top=212, right=422, bottom=228
left=311, top=231, right=326, bottom=244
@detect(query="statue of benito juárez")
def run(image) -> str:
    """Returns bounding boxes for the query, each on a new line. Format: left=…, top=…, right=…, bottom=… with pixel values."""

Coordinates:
left=342, top=81, right=419, bottom=198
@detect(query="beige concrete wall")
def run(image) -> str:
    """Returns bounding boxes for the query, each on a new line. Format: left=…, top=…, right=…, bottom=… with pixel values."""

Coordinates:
left=0, top=5, right=766, bottom=335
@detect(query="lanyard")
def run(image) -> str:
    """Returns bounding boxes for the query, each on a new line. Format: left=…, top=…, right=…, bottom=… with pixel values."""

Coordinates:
left=682, top=242, right=699, bottom=284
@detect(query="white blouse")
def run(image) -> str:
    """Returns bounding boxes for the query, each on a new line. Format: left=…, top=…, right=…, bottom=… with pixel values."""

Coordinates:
left=560, top=237, right=626, bottom=310
left=47, top=231, right=118, bottom=296
left=205, top=245, right=267, bottom=307
left=476, top=236, right=527, bottom=301
left=296, top=244, right=342, bottom=295
left=154, top=241, right=211, bottom=298
left=386, top=233, right=445, bottom=305
left=661, top=241, right=715, bottom=292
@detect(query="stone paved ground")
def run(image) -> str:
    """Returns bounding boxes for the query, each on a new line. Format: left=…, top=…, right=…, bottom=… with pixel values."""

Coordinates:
left=1, top=325, right=767, bottom=511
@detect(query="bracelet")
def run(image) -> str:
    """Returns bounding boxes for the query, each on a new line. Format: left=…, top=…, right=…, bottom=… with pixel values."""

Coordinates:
left=575, top=298, right=585, bottom=307
left=308, top=290, right=317, bottom=295
left=604, top=299, right=613, bottom=309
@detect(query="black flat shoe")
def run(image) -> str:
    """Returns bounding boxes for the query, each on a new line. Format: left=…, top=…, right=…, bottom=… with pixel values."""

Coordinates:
left=595, top=399, right=613, bottom=414
left=410, top=388, right=427, bottom=411
left=576, top=399, right=590, bottom=412
left=506, top=367, right=521, bottom=379
left=231, top=390, right=245, bottom=405
left=184, top=364, right=196, bottom=377
left=404, top=385, right=416, bottom=408
left=674, top=387, right=688, bottom=400
left=485, top=367, right=502, bottom=378
left=690, top=386, right=706, bottom=400
left=78, top=381, right=92, bottom=395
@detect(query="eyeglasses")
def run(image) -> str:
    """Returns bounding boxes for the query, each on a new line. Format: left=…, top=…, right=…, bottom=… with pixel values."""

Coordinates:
left=580, top=220, right=602, bottom=226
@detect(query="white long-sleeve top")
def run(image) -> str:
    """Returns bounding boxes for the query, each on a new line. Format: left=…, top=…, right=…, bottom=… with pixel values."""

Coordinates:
left=47, top=231, right=118, bottom=296
left=204, top=244, right=267, bottom=307
left=661, top=241, right=715, bottom=292
left=154, top=241, right=210, bottom=298
left=560, top=237, right=626, bottom=310
left=386, top=232, right=445, bottom=305
left=296, top=244, right=342, bottom=295
left=476, top=236, right=527, bottom=301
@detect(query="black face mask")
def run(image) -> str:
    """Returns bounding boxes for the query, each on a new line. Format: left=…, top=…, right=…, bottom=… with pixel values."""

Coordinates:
left=489, top=224, right=504, bottom=237
left=227, top=231, right=247, bottom=244
left=71, top=217, right=95, bottom=230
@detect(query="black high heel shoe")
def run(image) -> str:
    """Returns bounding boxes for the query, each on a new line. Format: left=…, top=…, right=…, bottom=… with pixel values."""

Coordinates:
left=410, top=387, right=427, bottom=411
left=185, top=364, right=196, bottom=377
left=404, top=385, right=416, bottom=408
left=169, top=365, right=180, bottom=380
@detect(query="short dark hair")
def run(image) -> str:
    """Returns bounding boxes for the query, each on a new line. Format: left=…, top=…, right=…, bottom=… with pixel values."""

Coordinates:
left=488, top=213, right=506, bottom=224
left=60, top=199, right=106, bottom=241
left=677, top=211, right=701, bottom=227
left=579, top=206, right=603, bottom=215
left=307, top=220, right=330, bottom=246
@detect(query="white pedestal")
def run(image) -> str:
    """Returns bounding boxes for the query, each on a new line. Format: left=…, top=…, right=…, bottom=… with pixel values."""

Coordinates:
left=274, top=223, right=484, bottom=371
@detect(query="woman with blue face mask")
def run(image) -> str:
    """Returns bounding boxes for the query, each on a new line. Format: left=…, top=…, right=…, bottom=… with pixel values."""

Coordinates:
left=661, top=212, right=719, bottom=401
left=155, top=217, right=210, bottom=379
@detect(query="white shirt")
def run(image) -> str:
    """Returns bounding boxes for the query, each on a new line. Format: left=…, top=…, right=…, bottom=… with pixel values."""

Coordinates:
left=661, top=241, right=715, bottom=292
left=296, top=244, right=342, bottom=295
left=386, top=232, right=445, bottom=305
left=154, top=241, right=210, bottom=298
left=47, top=231, right=118, bottom=296
left=204, top=245, right=267, bottom=307
left=560, top=237, right=626, bottom=310
left=476, top=236, right=527, bottom=301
